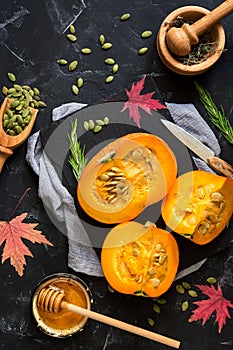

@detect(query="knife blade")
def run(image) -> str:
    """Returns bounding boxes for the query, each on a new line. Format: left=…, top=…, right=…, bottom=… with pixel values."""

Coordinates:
left=161, top=119, right=233, bottom=179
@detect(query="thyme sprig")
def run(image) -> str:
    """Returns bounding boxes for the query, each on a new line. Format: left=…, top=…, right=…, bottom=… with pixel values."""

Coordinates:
left=195, top=81, right=233, bottom=144
left=68, top=119, right=87, bottom=181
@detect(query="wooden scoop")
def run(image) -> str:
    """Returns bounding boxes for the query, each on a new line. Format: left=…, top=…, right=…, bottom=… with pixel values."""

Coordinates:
left=0, top=98, right=38, bottom=173
left=37, top=287, right=180, bottom=349
left=166, top=0, right=233, bottom=56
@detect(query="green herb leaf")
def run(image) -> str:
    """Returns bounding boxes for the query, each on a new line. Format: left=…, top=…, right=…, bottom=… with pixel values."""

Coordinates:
left=68, top=119, right=88, bottom=181
left=195, top=81, right=233, bottom=144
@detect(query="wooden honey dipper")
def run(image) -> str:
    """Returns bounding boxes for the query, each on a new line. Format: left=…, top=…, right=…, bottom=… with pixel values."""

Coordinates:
left=166, top=0, right=233, bottom=56
left=37, top=287, right=180, bottom=348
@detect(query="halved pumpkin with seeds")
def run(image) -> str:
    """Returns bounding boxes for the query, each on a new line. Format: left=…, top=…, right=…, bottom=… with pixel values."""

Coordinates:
left=77, top=132, right=177, bottom=224
left=101, top=221, right=179, bottom=297
left=162, top=170, right=233, bottom=245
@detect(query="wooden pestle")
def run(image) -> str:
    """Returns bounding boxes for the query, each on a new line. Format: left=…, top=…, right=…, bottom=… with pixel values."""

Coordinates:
left=37, top=287, right=181, bottom=349
left=166, top=0, right=233, bottom=56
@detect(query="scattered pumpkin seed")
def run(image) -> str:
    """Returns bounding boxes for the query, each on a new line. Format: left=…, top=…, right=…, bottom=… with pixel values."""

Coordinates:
left=83, top=121, right=89, bottom=131
left=93, top=125, right=102, bottom=133
left=81, top=48, right=92, bottom=54
left=38, top=101, right=47, bottom=108
left=57, top=59, right=68, bottom=65
left=104, top=116, right=109, bottom=125
left=14, top=84, right=22, bottom=91
left=153, top=304, right=160, bottom=313
left=112, top=63, right=119, bottom=73
left=72, top=85, right=79, bottom=95
left=105, top=75, right=114, bottom=83
left=181, top=301, right=189, bottom=312
left=120, top=13, right=131, bottom=21
left=69, top=60, right=78, bottom=71
left=207, top=277, right=217, bottom=284
left=33, top=87, right=40, bottom=95
left=157, top=298, right=166, bottom=305
left=105, top=58, right=115, bottom=65
left=138, top=47, right=149, bottom=55
left=7, top=73, right=16, bottom=82
left=188, top=290, right=198, bottom=297
left=107, top=284, right=115, bottom=293
left=102, top=42, right=112, bottom=50
left=182, top=282, right=191, bottom=290
left=147, top=317, right=155, bottom=327
left=69, top=24, right=76, bottom=34
left=77, top=77, right=84, bottom=88
left=2, top=86, right=8, bottom=95
left=96, top=119, right=105, bottom=126
left=99, top=34, right=105, bottom=45
left=176, top=284, right=185, bottom=294
left=141, top=30, right=153, bottom=38
left=88, top=119, right=95, bottom=130
left=67, top=34, right=77, bottom=42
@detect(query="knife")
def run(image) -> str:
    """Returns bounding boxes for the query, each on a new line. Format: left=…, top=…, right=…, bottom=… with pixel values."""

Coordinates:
left=161, top=119, right=233, bottom=179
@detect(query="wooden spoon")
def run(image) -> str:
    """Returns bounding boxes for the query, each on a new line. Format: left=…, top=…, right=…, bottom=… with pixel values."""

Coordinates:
left=37, top=287, right=180, bottom=349
left=166, top=0, right=233, bottom=56
left=0, top=98, right=38, bottom=173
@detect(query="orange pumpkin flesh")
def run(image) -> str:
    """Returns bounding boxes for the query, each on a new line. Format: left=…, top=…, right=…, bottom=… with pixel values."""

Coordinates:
left=162, top=170, right=233, bottom=245
left=77, top=133, right=177, bottom=224
left=101, top=221, right=179, bottom=297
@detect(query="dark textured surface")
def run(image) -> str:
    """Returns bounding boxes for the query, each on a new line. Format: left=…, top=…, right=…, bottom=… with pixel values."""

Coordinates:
left=0, top=1, right=233, bottom=349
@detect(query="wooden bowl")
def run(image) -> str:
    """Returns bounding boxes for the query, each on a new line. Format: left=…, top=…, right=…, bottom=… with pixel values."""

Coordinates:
left=156, top=6, right=225, bottom=75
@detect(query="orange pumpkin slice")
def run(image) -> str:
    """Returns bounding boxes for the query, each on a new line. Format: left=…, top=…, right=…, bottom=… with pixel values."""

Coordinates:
left=101, top=221, right=179, bottom=297
left=77, top=133, right=177, bottom=224
left=162, top=170, right=233, bottom=245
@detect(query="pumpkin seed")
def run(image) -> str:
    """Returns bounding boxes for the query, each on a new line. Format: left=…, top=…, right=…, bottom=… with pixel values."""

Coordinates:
left=8, top=88, right=16, bottom=94
left=81, top=48, right=92, bottom=54
left=182, top=281, right=191, bottom=290
left=105, top=75, right=114, bottom=83
left=207, top=277, right=217, bottom=284
left=69, top=60, right=78, bottom=71
left=22, top=85, right=30, bottom=90
left=176, top=284, right=185, bottom=294
left=105, top=58, right=115, bottom=65
left=104, top=116, right=109, bottom=125
left=138, top=47, right=149, bottom=55
left=69, top=24, right=76, bottom=34
left=7, top=72, right=16, bottom=82
left=38, top=101, right=47, bottom=108
left=107, top=284, right=114, bottom=293
left=96, top=119, right=105, bottom=126
left=66, top=34, right=77, bottom=42
left=153, top=304, right=160, bottom=313
left=93, top=125, right=102, bottom=133
left=10, top=100, right=20, bottom=108
left=120, top=13, right=131, bottom=21
left=6, top=109, right=13, bottom=118
left=83, top=121, right=89, bottom=131
left=88, top=119, right=95, bottom=130
left=77, top=77, right=84, bottom=88
left=141, top=30, right=153, bottom=38
left=8, top=129, right=16, bottom=136
left=72, top=85, right=79, bottom=95
left=13, top=84, right=22, bottom=91
left=188, top=290, right=198, bottom=297
left=57, top=59, right=68, bottom=65
left=2, top=86, right=8, bottom=95
left=181, top=301, right=189, bottom=312
left=112, top=63, right=119, bottom=73
left=102, top=42, right=112, bottom=50
left=14, top=125, right=23, bottom=134
left=99, top=34, right=105, bottom=45
left=147, top=317, right=155, bottom=327
left=157, top=298, right=166, bottom=305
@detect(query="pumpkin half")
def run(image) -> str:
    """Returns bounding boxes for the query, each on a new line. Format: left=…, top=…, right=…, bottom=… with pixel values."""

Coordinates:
left=77, top=132, right=177, bottom=224
left=162, top=170, right=233, bottom=245
left=101, top=221, right=179, bottom=297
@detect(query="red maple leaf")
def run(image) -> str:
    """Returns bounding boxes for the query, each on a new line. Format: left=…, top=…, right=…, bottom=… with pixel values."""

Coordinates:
left=0, top=213, right=53, bottom=277
left=189, top=284, right=233, bottom=333
left=121, top=75, right=167, bottom=128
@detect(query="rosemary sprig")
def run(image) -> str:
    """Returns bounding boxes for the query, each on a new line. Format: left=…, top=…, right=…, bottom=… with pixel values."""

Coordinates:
left=195, top=81, right=233, bottom=144
left=68, top=119, right=87, bottom=181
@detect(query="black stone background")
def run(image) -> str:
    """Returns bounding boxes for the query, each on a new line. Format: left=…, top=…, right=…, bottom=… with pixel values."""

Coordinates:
left=0, top=1, right=233, bottom=349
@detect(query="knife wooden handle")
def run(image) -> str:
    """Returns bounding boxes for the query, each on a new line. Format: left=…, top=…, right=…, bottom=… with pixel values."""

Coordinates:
left=207, top=157, right=233, bottom=179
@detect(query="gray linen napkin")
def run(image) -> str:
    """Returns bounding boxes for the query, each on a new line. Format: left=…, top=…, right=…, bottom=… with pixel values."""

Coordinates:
left=26, top=102, right=221, bottom=279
